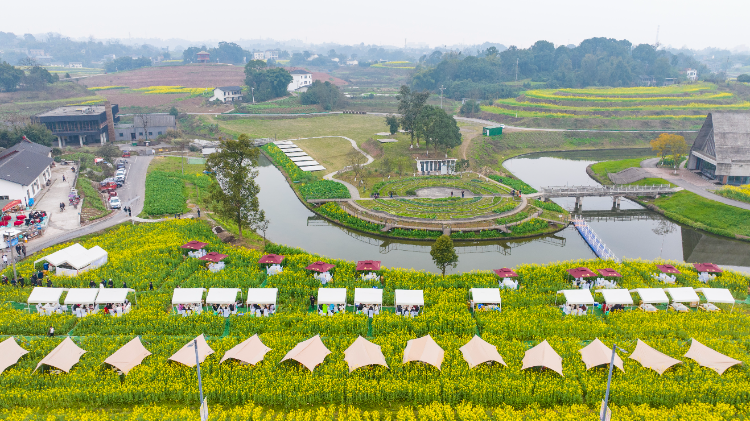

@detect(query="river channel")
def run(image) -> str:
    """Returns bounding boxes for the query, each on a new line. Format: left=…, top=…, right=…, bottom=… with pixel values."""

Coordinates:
left=256, top=151, right=750, bottom=274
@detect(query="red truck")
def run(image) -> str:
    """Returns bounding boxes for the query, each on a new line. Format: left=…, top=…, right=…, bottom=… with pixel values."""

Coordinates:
left=122, top=150, right=131, bottom=158
left=100, top=181, right=118, bottom=193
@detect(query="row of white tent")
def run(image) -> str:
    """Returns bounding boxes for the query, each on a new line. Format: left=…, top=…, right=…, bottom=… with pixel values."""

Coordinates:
left=557, top=287, right=736, bottom=308
left=274, top=140, right=326, bottom=172
left=27, top=287, right=134, bottom=306
left=1, top=334, right=741, bottom=378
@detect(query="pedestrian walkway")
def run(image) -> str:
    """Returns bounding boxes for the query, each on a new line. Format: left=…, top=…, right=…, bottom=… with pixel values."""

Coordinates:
left=32, top=165, right=82, bottom=237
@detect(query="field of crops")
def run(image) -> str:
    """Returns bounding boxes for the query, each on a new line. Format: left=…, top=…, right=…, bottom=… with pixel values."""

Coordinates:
left=479, top=83, right=748, bottom=129
left=356, top=196, right=518, bottom=219
left=1, top=220, right=750, bottom=418
left=716, top=184, right=750, bottom=204
left=372, top=176, right=509, bottom=197
left=142, top=171, right=190, bottom=216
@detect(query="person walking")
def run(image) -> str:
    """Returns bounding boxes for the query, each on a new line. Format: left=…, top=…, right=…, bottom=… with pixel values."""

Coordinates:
left=62, top=174, right=66, bottom=182
left=309, top=295, right=315, bottom=309
left=128, top=207, right=132, bottom=217
left=149, top=281, right=154, bottom=291
left=197, top=207, right=201, bottom=218
left=2, top=254, right=6, bottom=267
left=108, top=279, right=114, bottom=288
left=15, top=244, right=21, bottom=257
left=89, top=280, right=96, bottom=288
left=47, top=325, right=54, bottom=337
left=461, top=190, right=465, bottom=198
left=21, top=244, right=26, bottom=257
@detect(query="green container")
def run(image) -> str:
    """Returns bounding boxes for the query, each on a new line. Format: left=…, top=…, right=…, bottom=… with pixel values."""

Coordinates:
left=483, top=126, right=503, bottom=136
left=131, top=142, right=138, bottom=146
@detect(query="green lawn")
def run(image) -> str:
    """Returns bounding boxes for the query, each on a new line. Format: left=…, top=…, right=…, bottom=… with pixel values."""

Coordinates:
left=629, top=177, right=675, bottom=187
left=590, top=158, right=649, bottom=180
left=654, top=190, right=750, bottom=237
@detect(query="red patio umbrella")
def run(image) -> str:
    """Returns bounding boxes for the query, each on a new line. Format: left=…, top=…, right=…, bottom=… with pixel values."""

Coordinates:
left=656, top=264, right=681, bottom=274
left=493, top=268, right=519, bottom=277
left=693, top=263, right=722, bottom=273
left=181, top=240, right=209, bottom=250
left=259, top=254, right=285, bottom=265
left=199, top=252, right=228, bottom=263
left=597, top=268, right=622, bottom=277
left=2, top=200, right=21, bottom=212
left=356, top=260, right=381, bottom=271
left=567, top=267, right=597, bottom=278
left=305, top=261, right=335, bottom=273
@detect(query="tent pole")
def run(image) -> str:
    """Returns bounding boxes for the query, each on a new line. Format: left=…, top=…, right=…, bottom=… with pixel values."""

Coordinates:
left=601, top=344, right=616, bottom=421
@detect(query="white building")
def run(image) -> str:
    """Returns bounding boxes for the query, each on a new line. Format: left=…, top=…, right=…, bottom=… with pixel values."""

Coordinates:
left=0, top=139, right=53, bottom=205
left=415, top=155, right=458, bottom=175
left=68, top=62, right=83, bottom=68
left=253, top=52, right=265, bottom=60
left=686, top=68, right=698, bottom=82
left=346, top=60, right=359, bottom=66
left=211, top=86, right=243, bottom=103
left=264, top=50, right=279, bottom=60
left=287, top=70, right=313, bottom=91
left=306, top=54, right=319, bottom=61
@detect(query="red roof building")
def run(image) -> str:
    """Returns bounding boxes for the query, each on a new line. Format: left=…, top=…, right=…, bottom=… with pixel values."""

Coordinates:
left=196, top=51, right=210, bottom=63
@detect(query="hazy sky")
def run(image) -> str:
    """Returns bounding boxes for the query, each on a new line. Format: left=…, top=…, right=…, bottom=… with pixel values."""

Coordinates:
left=2, top=0, right=748, bottom=50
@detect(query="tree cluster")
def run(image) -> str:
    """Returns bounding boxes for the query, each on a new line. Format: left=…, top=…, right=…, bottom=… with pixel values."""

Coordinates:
left=394, top=86, right=461, bottom=153
left=738, top=74, right=750, bottom=83
left=104, top=57, right=152, bottom=73
left=0, top=62, right=57, bottom=92
left=244, top=61, right=292, bottom=102
left=411, top=37, right=712, bottom=98
left=183, top=42, right=250, bottom=64
left=299, top=81, right=345, bottom=110
left=0, top=124, right=56, bottom=148
left=650, top=133, right=689, bottom=168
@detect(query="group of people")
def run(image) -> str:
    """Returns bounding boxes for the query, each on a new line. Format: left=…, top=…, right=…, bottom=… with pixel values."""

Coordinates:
left=562, top=303, right=588, bottom=316
left=177, top=303, right=203, bottom=316
left=246, top=303, right=275, bottom=317
left=354, top=303, right=380, bottom=317
left=36, top=303, right=63, bottom=315
left=3, top=274, right=51, bottom=288
left=474, top=303, right=500, bottom=312
left=102, top=301, right=131, bottom=317
left=122, top=206, right=133, bottom=217
left=396, top=305, right=421, bottom=317
left=318, top=303, right=346, bottom=316
left=72, top=303, right=99, bottom=317
left=90, top=279, right=128, bottom=289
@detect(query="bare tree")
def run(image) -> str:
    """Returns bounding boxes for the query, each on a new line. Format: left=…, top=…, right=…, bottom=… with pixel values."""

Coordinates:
left=347, top=149, right=367, bottom=181
left=255, top=219, right=270, bottom=247
left=136, top=114, right=150, bottom=142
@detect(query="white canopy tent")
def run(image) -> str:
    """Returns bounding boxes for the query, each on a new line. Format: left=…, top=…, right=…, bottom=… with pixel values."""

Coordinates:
left=171, top=288, right=206, bottom=305
left=36, top=244, right=108, bottom=276
left=64, top=288, right=99, bottom=305
left=630, top=288, right=669, bottom=304
left=205, top=288, right=241, bottom=305
left=318, top=288, right=347, bottom=305
left=695, top=288, right=736, bottom=311
left=354, top=288, right=383, bottom=305
left=27, top=287, right=65, bottom=305
left=556, top=289, right=595, bottom=305
left=471, top=288, right=501, bottom=310
left=595, top=289, right=634, bottom=306
left=95, top=288, right=135, bottom=305
left=665, top=287, right=700, bottom=303
left=395, top=289, right=424, bottom=307
left=246, top=288, right=278, bottom=305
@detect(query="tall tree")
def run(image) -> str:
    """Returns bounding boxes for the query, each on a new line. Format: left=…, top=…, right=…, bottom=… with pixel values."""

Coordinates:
left=651, top=133, right=687, bottom=165
left=430, top=235, right=458, bottom=277
left=205, top=134, right=265, bottom=238
left=244, top=62, right=292, bottom=102
left=396, top=85, right=429, bottom=147
left=0, top=61, right=24, bottom=92
left=385, top=115, right=399, bottom=134
left=414, top=105, right=462, bottom=153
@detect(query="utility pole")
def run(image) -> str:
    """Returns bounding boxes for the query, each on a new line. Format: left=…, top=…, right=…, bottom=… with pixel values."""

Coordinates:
left=439, top=85, right=445, bottom=109
left=251, top=87, right=255, bottom=104
left=515, top=58, right=519, bottom=82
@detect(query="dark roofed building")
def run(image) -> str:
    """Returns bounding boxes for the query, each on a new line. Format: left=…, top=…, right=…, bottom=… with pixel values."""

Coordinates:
left=32, top=103, right=119, bottom=148
left=0, top=139, right=54, bottom=204
left=687, top=112, right=750, bottom=185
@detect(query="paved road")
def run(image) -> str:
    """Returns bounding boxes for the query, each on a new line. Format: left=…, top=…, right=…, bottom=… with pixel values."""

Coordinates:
left=27, top=155, right=153, bottom=255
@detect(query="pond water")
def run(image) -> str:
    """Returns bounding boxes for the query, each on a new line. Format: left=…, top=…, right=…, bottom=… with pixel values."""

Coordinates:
left=257, top=151, right=750, bottom=274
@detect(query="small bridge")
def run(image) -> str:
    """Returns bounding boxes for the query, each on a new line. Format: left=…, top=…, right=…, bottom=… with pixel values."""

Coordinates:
left=539, top=184, right=678, bottom=207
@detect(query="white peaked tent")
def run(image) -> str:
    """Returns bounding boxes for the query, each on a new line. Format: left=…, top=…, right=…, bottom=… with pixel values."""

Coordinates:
left=34, top=337, right=86, bottom=373
left=205, top=288, right=241, bottom=305
left=220, top=334, right=272, bottom=365
left=172, top=288, right=206, bottom=305
left=0, top=337, right=28, bottom=375
left=27, top=287, right=65, bottom=305
left=38, top=244, right=108, bottom=276
left=103, top=337, right=152, bottom=374
left=395, top=289, right=424, bottom=307
left=630, top=288, right=669, bottom=304
left=556, top=289, right=595, bottom=305
left=64, top=288, right=99, bottom=305
left=460, top=335, right=506, bottom=368
left=665, top=287, right=700, bottom=303
left=318, top=288, right=347, bottom=305
left=169, top=334, right=214, bottom=367
left=354, top=288, right=383, bottom=305
left=344, top=336, right=388, bottom=372
left=281, top=335, right=331, bottom=372
left=522, top=340, right=563, bottom=376
left=403, top=335, right=444, bottom=369
left=579, top=338, right=624, bottom=372
left=246, top=288, right=278, bottom=305
left=629, top=339, right=681, bottom=375
left=95, top=288, right=135, bottom=304
left=595, top=289, right=634, bottom=306
left=684, top=338, right=742, bottom=375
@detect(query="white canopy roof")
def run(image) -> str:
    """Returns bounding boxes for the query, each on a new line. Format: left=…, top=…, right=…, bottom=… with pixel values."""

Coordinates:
left=95, top=288, right=134, bottom=304
left=64, top=288, right=99, bottom=305
left=665, top=287, right=700, bottom=303
left=630, top=288, right=669, bottom=304
left=595, top=289, right=634, bottom=306
left=318, top=288, right=347, bottom=305
left=171, top=288, right=206, bottom=305
left=205, top=288, right=240, bottom=305
left=395, top=289, right=424, bottom=306
left=557, top=289, right=595, bottom=305
left=43, top=244, right=108, bottom=270
left=27, top=287, right=65, bottom=304
left=695, top=288, right=735, bottom=304
left=354, top=288, right=383, bottom=305
left=471, top=288, right=501, bottom=304
left=246, top=288, right=278, bottom=305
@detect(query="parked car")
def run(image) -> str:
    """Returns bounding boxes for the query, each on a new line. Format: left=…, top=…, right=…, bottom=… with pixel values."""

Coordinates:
left=109, top=197, right=121, bottom=209
left=122, top=150, right=131, bottom=158
left=100, top=181, right=117, bottom=192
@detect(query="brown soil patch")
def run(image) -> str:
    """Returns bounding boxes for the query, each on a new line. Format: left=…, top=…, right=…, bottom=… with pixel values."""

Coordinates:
left=361, top=138, right=384, bottom=159
left=82, top=64, right=244, bottom=89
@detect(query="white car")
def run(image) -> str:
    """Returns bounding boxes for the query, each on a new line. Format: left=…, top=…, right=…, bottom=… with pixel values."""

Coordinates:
left=109, top=197, right=121, bottom=209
